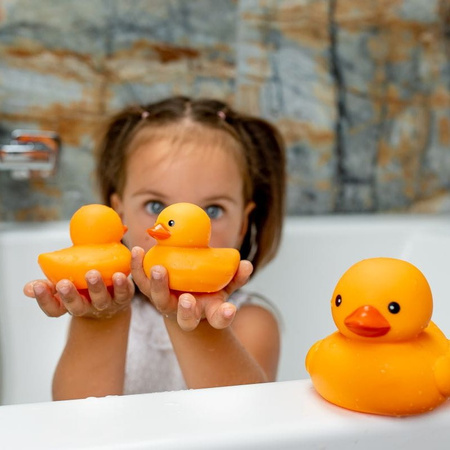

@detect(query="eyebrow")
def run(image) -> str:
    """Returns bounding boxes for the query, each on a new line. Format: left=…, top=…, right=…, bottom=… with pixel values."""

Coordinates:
left=202, top=195, right=238, bottom=205
left=132, top=189, right=238, bottom=206
left=131, top=188, right=168, bottom=200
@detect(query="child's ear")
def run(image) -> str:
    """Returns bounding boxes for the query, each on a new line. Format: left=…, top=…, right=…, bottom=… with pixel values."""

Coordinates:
left=240, top=201, right=256, bottom=241
left=110, top=193, right=124, bottom=219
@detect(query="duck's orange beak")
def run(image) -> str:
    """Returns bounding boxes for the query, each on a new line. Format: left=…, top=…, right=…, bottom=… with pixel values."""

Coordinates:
left=123, top=225, right=128, bottom=235
left=147, top=223, right=171, bottom=240
left=344, top=305, right=391, bottom=337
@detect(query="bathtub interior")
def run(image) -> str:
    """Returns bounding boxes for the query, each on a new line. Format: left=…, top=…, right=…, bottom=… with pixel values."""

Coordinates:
left=1, top=215, right=450, bottom=406
left=0, top=222, right=71, bottom=405
left=247, top=215, right=450, bottom=383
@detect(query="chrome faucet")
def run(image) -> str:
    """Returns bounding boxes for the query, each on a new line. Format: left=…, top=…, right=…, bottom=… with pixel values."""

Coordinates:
left=0, top=130, right=61, bottom=179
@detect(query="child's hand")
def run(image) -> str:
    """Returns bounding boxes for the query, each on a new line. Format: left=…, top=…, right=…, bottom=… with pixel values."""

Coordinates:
left=23, top=270, right=134, bottom=319
left=131, top=246, right=253, bottom=331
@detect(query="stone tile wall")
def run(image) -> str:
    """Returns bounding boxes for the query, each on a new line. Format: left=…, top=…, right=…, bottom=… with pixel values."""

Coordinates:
left=0, top=0, right=449, bottom=221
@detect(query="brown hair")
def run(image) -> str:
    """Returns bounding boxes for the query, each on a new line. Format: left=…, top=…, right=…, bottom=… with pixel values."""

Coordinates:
left=95, top=96, right=286, bottom=274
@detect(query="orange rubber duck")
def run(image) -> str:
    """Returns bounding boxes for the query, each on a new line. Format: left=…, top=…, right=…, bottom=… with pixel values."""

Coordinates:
left=38, top=204, right=131, bottom=289
left=306, top=257, right=450, bottom=416
left=143, top=202, right=240, bottom=292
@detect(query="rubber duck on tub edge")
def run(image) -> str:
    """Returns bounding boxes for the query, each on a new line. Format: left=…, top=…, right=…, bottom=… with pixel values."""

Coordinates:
left=305, top=257, right=450, bottom=416
left=143, top=202, right=240, bottom=293
left=38, top=204, right=131, bottom=290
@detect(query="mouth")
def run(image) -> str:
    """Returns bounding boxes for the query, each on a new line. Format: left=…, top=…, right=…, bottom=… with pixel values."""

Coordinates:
left=344, top=305, right=391, bottom=337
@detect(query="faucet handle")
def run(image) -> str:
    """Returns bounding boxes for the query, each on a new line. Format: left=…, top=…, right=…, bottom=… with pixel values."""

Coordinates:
left=1, top=130, right=61, bottom=179
left=11, top=129, right=61, bottom=152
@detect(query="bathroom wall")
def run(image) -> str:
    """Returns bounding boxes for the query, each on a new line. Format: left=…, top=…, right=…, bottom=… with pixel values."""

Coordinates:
left=0, top=0, right=449, bottom=221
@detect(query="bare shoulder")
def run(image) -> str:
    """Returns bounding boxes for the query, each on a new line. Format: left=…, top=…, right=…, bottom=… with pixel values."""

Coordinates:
left=233, top=302, right=279, bottom=329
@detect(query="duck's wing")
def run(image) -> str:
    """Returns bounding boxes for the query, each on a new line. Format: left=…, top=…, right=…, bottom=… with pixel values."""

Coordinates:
left=434, top=351, right=450, bottom=397
left=305, top=339, right=324, bottom=374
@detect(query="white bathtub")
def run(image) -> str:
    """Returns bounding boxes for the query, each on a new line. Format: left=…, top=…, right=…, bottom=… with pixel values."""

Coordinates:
left=0, top=215, right=450, bottom=449
left=249, top=215, right=450, bottom=383
left=0, top=221, right=71, bottom=406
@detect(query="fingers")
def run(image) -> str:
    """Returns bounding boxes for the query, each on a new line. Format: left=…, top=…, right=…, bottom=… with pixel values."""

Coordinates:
left=54, top=271, right=134, bottom=319
left=177, top=294, right=201, bottom=331
left=149, top=265, right=177, bottom=317
left=85, top=270, right=110, bottom=310
left=29, top=280, right=67, bottom=317
left=85, top=270, right=134, bottom=317
left=112, top=272, right=135, bottom=307
left=84, top=270, right=132, bottom=310
left=225, top=260, right=253, bottom=294
left=177, top=260, right=249, bottom=331
left=25, top=270, right=134, bottom=320
left=176, top=295, right=236, bottom=331
left=56, top=280, right=91, bottom=317
left=131, top=251, right=249, bottom=331
left=204, top=300, right=236, bottom=329
left=130, top=246, right=177, bottom=316
left=130, top=246, right=151, bottom=295
left=23, top=280, right=50, bottom=298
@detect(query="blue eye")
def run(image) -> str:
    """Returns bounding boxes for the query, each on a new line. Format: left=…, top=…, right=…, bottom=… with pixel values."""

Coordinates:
left=204, top=205, right=223, bottom=219
left=145, top=201, right=165, bottom=215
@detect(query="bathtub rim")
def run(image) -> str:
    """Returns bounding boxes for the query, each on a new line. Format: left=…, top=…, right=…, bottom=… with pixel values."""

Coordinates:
left=0, top=379, right=449, bottom=450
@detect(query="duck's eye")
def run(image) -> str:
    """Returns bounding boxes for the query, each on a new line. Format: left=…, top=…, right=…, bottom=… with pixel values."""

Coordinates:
left=388, top=301, right=400, bottom=314
left=168, top=220, right=175, bottom=227
left=335, top=295, right=342, bottom=307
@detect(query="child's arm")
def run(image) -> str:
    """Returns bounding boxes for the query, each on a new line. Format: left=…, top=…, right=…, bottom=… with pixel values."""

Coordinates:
left=164, top=304, right=279, bottom=387
left=24, top=270, right=134, bottom=400
left=52, top=307, right=131, bottom=400
left=131, top=247, right=280, bottom=386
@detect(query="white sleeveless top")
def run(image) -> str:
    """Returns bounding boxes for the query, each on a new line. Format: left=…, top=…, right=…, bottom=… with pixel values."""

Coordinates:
left=123, top=291, right=276, bottom=395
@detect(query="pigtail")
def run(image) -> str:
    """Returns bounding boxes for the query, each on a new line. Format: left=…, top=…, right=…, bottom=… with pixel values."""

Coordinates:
left=95, top=106, right=143, bottom=205
left=237, top=116, right=286, bottom=271
left=189, top=98, right=286, bottom=272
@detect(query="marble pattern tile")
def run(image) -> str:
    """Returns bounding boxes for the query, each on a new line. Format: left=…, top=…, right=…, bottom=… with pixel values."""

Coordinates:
left=0, top=0, right=448, bottom=220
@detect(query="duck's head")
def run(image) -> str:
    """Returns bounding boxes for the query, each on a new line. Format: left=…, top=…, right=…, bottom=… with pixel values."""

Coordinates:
left=147, top=202, right=211, bottom=247
left=70, top=204, right=127, bottom=245
left=331, top=258, right=433, bottom=342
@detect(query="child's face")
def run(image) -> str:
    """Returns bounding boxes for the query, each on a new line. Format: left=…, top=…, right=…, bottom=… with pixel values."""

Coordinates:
left=111, top=138, right=254, bottom=253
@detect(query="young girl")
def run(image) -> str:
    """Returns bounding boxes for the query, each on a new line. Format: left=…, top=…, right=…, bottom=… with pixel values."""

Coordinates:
left=24, top=96, right=286, bottom=400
